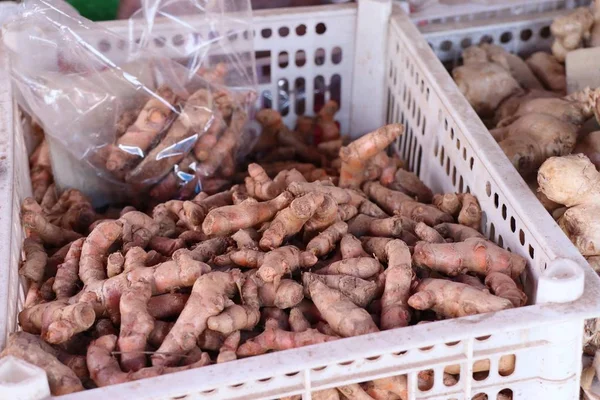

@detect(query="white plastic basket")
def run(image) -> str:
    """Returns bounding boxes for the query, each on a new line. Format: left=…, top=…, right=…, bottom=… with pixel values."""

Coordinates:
left=1, top=2, right=600, bottom=400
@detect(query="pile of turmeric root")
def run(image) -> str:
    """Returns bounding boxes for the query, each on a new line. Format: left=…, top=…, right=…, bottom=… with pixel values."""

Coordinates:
left=1, top=105, right=527, bottom=399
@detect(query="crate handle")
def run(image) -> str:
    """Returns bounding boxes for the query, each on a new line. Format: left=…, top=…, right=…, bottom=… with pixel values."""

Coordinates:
left=536, top=258, right=585, bottom=304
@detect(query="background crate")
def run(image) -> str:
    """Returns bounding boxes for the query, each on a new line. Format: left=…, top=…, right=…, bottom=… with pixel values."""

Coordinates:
left=1, top=2, right=600, bottom=399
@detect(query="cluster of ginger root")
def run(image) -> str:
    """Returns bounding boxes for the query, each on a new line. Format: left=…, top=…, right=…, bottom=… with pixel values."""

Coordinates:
left=1, top=106, right=527, bottom=399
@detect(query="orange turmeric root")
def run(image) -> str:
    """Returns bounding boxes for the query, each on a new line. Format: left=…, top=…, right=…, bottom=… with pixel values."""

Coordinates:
left=217, top=331, right=241, bottom=364
left=363, top=182, right=452, bottom=226
left=259, top=192, right=325, bottom=250
left=53, top=238, right=85, bottom=299
left=389, top=169, right=433, bottom=203
left=303, top=272, right=378, bottom=308
left=18, top=300, right=95, bottom=344
left=414, top=222, right=445, bottom=243
left=304, top=194, right=338, bottom=233
left=338, top=204, right=359, bottom=221
left=432, top=193, right=461, bottom=216
left=106, top=252, right=125, bottom=278
left=412, top=238, right=527, bottom=279
left=153, top=270, right=243, bottom=366
left=127, top=89, right=213, bottom=185
left=117, top=280, right=154, bottom=372
left=147, top=293, right=190, bottom=319
left=245, top=163, right=287, bottom=200
left=434, top=222, right=484, bottom=242
left=22, top=210, right=83, bottom=247
left=307, top=278, right=379, bottom=337
left=106, top=86, right=178, bottom=177
left=289, top=307, right=312, bottom=333
left=457, top=193, right=482, bottom=230
left=380, top=240, right=414, bottom=329
left=257, top=246, right=318, bottom=285
left=120, top=211, right=160, bottom=253
left=2, top=332, right=84, bottom=395
left=87, top=335, right=211, bottom=387
left=288, top=181, right=355, bottom=205
left=359, top=199, right=389, bottom=218
left=339, top=124, right=404, bottom=188
left=203, top=191, right=293, bottom=236
left=408, top=278, right=513, bottom=318
left=348, top=214, right=415, bottom=238
left=236, top=319, right=338, bottom=357
left=20, top=236, right=48, bottom=283
left=340, top=234, right=369, bottom=259
left=79, top=220, right=123, bottom=284
left=258, top=278, right=304, bottom=309
left=207, top=272, right=260, bottom=335
left=230, top=249, right=266, bottom=268
left=307, top=221, right=348, bottom=257
left=316, top=257, right=381, bottom=279
left=485, top=272, right=527, bottom=307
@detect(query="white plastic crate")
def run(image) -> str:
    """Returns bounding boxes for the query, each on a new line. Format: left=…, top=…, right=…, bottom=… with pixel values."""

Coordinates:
left=1, top=2, right=600, bottom=400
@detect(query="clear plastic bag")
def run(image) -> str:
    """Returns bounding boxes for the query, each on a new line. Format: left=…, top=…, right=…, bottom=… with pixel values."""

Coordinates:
left=3, top=0, right=258, bottom=207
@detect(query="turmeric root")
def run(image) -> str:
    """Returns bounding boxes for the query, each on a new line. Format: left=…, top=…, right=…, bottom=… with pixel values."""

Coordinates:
left=434, top=222, right=484, bottom=242
left=18, top=300, right=95, bottom=344
left=348, top=214, right=415, bottom=238
left=408, top=278, right=513, bottom=318
left=245, top=163, right=287, bottom=200
left=20, top=236, right=47, bottom=283
left=340, top=234, right=369, bottom=259
left=153, top=270, right=243, bottom=366
left=207, top=272, right=260, bottom=335
left=106, top=252, right=125, bottom=278
left=106, top=86, right=178, bottom=177
left=307, top=278, right=379, bottom=337
left=485, top=272, right=527, bottom=307
left=304, top=194, right=338, bottom=233
left=339, top=124, right=404, bottom=188
left=53, top=238, right=85, bottom=298
left=217, top=331, right=241, bottom=363
left=432, top=193, right=461, bottom=217
left=337, top=204, right=358, bottom=221
left=260, top=192, right=325, bottom=250
left=79, top=220, right=123, bottom=284
left=120, top=211, right=160, bottom=252
left=1, top=332, right=84, bottom=395
left=203, top=191, right=293, bottom=236
left=88, top=335, right=211, bottom=387
left=380, top=240, right=413, bottom=329
left=454, top=274, right=489, bottom=292
left=289, top=307, right=311, bottom=332
left=127, top=89, right=213, bottom=184
left=363, top=182, right=452, bottom=226
left=230, top=248, right=266, bottom=268
left=413, top=238, right=527, bottom=279
left=359, top=199, right=388, bottom=218
left=22, top=210, right=82, bottom=247
left=316, top=257, right=381, bottom=279
left=287, top=181, right=355, bottom=205
left=258, top=279, right=304, bottom=309
left=117, top=280, right=154, bottom=372
left=388, top=169, right=433, bottom=203
left=414, top=222, right=445, bottom=243
left=457, top=193, right=482, bottom=229
left=307, top=221, right=348, bottom=257
left=236, top=319, right=338, bottom=357
left=303, top=272, right=378, bottom=308
left=337, top=383, right=377, bottom=400
left=257, top=246, right=317, bottom=285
